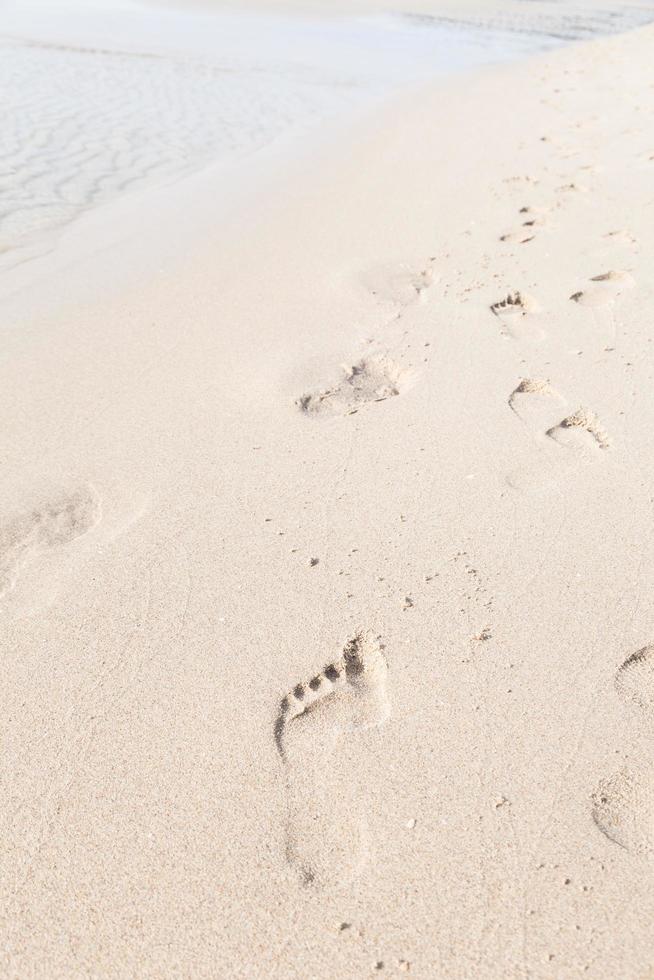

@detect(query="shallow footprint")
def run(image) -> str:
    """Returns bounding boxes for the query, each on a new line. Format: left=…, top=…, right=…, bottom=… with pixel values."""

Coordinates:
left=570, top=270, right=635, bottom=308
left=361, top=258, right=438, bottom=310
left=275, top=632, right=390, bottom=887
left=297, top=354, right=415, bottom=417
left=592, top=766, right=654, bottom=859
left=507, top=405, right=608, bottom=491
left=0, top=485, right=101, bottom=597
left=615, top=645, right=654, bottom=730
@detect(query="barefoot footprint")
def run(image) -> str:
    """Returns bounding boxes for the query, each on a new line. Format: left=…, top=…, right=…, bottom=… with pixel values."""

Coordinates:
left=361, top=258, right=438, bottom=310
left=592, top=766, right=654, bottom=860
left=297, top=354, right=416, bottom=417
left=506, top=386, right=609, bottom=491
left=592, top=647, right=654, bottom=859
left=490, top=291, right=544, bottom=340
left=546, top=409, right=609, bottom=456
left=0, top=485, right=101, bottom=597
left=509, top=378, right=564, bottom=431
left=570, top=270, right=635, bottom=308
left=275, top=632, right=390, bottom=887
left=615, top=645, right=654, bottom=730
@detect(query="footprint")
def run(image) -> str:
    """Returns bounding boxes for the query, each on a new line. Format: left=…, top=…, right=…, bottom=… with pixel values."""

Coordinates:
left=499, top=228, right=535, bottom=245
left=570, top=270, right=635, bottom=308
left=499, top=209, right=548, bottom=245
left=361, top=258, right=437, bottom=309
left=546, top=409, right=609, bottom=455
left=275, top=632, right=390, bottom=887
left=591, top=767, right=654, bottom=859
left=615, top=646, right=654, bottom=728
left=297, top=354, right=415, bottom=417
left=509, top=378, right=564, bottom=431
left=506, top=403, right=608, bottom=491
left=556, top=181, right=589, bottom=194
left=519, top=205, right=550, bottom=219
left=0, top=485, right=101, bottom=597
left=491, top=291, right=538, bottom=318
left=602, top=229, right=637, bottom=247
left=490, top=291, right=544, bottom=340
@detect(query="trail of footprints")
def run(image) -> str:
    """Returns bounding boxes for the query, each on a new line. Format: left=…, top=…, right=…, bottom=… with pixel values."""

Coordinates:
left=0, top=485, right=100, bottom=597
left=592, top=646, right=654, bottom=859
left=275, top=632, right=390, bottom=887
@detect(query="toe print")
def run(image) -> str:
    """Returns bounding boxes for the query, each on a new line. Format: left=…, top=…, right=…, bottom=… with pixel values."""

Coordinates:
left=275, top=632, right=389, bottom=887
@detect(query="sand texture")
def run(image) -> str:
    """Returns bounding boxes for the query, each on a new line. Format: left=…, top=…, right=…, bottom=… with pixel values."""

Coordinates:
left=3, top=6, right=654, bottom=978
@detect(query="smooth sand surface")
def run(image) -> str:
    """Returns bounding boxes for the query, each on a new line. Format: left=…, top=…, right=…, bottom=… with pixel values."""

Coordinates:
left=161, top=0, right=654, bottom=35
left=3, top=5, right=654, bottom=978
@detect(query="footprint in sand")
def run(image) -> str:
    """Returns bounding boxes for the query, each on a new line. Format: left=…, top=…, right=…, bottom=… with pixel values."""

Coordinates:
left=591, top=766, right=654, bottom=860
left=361, top=258, right=438, bottom=310
left=592, top=648, right=654, bottom=858
left=499, top=228, right=536, bottom=245
left=546, top=409, right=609, bottom=456
left=297, top=354, right=416, bottom=417
left=570, top=270, right=635, bottom=308
left=602, top=230, right=637, bottom=247
left=275, top=632, right=390, bottom=887
left=499, top=205, right=549, bottom=245
left=615, top=645, right=654, bottom=732
left=490, top=291, right=544, bottom=340
left=506, top=384, right=609, bottom=490
left=0, top=485, right=101, bottom=597
left=509, top=378, right=565, bottom=431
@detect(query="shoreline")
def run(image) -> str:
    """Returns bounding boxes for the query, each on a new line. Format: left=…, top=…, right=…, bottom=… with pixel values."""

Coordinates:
left=4, top=0, right=651, bottom=282
left=2, top=13, right=654, bottom=978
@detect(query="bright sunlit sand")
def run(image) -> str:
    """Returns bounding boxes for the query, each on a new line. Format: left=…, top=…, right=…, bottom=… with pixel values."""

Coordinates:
left=3, top=1, right=654, bottom=977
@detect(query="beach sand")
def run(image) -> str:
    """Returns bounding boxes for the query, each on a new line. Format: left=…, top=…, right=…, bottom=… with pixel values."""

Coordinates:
left=2, top=3, right=654, bottom=977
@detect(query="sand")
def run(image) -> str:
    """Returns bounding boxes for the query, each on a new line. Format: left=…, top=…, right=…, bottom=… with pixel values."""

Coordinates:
left=3, top=2, right=654, bottom=977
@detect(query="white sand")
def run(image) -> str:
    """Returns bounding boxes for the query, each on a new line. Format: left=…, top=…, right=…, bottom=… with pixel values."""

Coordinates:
left=3, top=3, right=654, bottom=977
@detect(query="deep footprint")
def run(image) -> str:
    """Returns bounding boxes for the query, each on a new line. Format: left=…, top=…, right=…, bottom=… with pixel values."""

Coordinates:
left=275, top=632, right=390, bottom=886
left=297, top=355, right=414, bottom=417
left=0, top=486, right=101, bottom=597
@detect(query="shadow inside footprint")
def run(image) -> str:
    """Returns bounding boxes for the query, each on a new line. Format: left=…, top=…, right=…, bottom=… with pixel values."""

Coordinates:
left=275, top=632, right=389, bottom=887
left=0, top=485, right=101, bottom=597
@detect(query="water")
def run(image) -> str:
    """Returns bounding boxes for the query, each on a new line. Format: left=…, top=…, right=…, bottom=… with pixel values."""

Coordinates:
left=0, top=0, right=652, bottom=270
